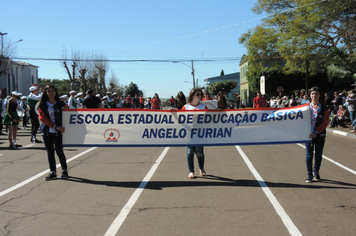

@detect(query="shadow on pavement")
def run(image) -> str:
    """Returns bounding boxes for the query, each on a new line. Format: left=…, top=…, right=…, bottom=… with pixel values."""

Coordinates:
left=64, top=175, right=356, bottom=190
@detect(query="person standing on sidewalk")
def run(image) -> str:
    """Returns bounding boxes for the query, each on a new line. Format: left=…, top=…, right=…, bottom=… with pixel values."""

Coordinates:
left=38, top=85, right=69, bottom=181
left=305, top=86, right=330, bottom=183
left=345, top=93, right=356, bottom=128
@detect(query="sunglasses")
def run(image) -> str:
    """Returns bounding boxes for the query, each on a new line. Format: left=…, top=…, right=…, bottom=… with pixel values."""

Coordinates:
left=195, top=93, right=202, bottom=96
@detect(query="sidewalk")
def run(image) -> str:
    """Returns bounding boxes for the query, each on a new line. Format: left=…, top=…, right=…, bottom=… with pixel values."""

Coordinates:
left=326, top=126, right=356, bottom=140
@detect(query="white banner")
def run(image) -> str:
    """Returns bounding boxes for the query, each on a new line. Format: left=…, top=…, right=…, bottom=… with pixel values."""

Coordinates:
left=63, top=104, right=311, bottom=147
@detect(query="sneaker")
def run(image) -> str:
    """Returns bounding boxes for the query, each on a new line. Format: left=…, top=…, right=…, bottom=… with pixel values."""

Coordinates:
left=313, top=172, right=321, bottom=182
left=61, top=171, right=69, bottom=179
left=44, top=173, right=57, bottom=181
left=350, top=130, right=356, bottom=133
left=188, top=172, right=195, bottom=179
left=305, top=175, right=313, bottom=183
left=200, top=168, right=206, bottom=176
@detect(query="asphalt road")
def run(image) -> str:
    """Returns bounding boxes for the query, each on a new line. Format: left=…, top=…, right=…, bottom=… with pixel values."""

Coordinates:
left=0, top=128, right=355, bottom=236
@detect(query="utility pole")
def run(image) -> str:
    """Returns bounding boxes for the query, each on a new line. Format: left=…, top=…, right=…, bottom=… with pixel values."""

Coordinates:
left=191, top=60, right=195, bottom=88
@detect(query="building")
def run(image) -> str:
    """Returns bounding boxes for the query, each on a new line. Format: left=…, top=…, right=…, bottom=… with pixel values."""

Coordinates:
left=204, top=72, right=240, bottom=101
left=239, top=54, right=254, bottom=107
left=0, top=60, right=38, bottom=97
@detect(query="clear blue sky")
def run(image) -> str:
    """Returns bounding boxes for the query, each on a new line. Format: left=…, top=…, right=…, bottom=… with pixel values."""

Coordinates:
left=1, top=0, right=265, bottom=98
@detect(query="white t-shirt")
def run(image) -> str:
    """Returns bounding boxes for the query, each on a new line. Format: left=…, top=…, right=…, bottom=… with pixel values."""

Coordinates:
left=182, top=103, right=207, bottom=110
left=310, top=103, right=320, bottom=133
left=46, top=101, right=56, bottom=133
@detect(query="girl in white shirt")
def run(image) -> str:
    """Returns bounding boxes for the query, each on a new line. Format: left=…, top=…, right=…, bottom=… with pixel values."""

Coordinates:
left=182, top=88, right=207, bottom=179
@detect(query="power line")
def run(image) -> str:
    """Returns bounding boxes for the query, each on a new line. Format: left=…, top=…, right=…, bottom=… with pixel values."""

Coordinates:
left=10, top=57, right=242, bottom=63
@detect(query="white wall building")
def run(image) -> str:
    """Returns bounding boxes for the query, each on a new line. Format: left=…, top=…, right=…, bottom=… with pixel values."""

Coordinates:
left=0, top=61, right=38, bottom=97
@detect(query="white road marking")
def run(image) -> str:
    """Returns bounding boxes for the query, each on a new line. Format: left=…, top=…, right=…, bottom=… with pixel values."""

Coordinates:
left=0, top=147, right=97, bottom=198
left=297, top=143, right=356, bottom=175
left=104, top=147, right=170, bottom=236
left=235, top=146, right=302, bottom=236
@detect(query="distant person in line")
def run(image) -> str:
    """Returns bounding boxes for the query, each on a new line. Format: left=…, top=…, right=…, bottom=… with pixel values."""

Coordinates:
left=217, top=91, right=226, bottom=109
left=27, top=85, right=43, bottom=143
left=145, top=97, right=151, bottom=109
left=175, top=91, right=186, bottom=110
left=140, top=95, right=145, bottom=109
left=67, top=90, right=81, bottom=109
left=82, top=89, right=103, bottom=108
left=151, top=93, right=161, bottom=110
left=241, top=99, right=246, bottom=109
left=170, top=96, right=176, bottom=108
left=235, top=95, right=241, bottom=109
left=2, top=92, right=22, bottom=148
left=181, top=88, right=207, bottom=179
left=38, top=85, right=69, bottom=181
left=305, top=86, right=330, bottom=183
left=203, top=91, right=213, bottom=101
left=253, top=91, right=265, bottom=108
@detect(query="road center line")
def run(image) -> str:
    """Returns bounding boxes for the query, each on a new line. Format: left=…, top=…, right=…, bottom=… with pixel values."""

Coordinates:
left=235, top=146, right=302, bottom=236
left=296, top=143, right=356, bottom=175
left=0, top=147, right=97, bottom=198
left=104, top=147, right=170, bottom=236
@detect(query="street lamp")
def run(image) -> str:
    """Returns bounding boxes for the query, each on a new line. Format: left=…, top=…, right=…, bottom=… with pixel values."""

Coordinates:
left=4, top=39, right=23, bottom=54
left=172, top=60, right=196, bottom=88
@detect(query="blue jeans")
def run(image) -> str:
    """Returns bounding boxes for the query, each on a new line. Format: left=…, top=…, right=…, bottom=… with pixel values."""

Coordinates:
left=186, top=146, right=204, bottom=173
left=305, top=137, right=325, bottom=175
left=43, top=133, right=68, bottom=173
left=349, top=111, right=355, bottom=124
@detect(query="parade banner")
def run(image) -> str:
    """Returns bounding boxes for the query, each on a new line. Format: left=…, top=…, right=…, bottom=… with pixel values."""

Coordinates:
left=63, top=104, right=311, bottom=147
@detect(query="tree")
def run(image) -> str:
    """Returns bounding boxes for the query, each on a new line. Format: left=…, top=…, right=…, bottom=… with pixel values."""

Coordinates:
left=61, top=48, right=109, bottom=93
left=327, top=46, right=356, bottom=84
left=0, top=36, right=19, bottom=87
left=107, top=71, right=125, bottom=96
left=61, top=48, right=77, bottom=90
left=93, top=53, right=109, bottom=95
left=240, top=0, right=356, bottom=91
left=206, top=80, right=237, bottom=96
left=37, top=78, right=71, bottom=95
left=124, top=82, right=143, bottom=97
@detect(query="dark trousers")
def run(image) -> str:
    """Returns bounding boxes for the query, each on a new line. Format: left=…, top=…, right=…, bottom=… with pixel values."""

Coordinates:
left=43, top=133, right=67, bottom=173
left=30, top=110, right=40, bottom=136
left=23, top=114, right=28, bottom=127
left=0, top=115, right=3, bottom=132
left=305, top=137, right=325, bottom=175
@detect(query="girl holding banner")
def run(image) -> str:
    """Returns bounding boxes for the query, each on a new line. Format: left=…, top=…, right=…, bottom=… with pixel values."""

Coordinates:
left=182, top=88, right=208, bottom=179
left=305, top=86, right=330, bottom=183
left=38, top=85, right=69, bottom=181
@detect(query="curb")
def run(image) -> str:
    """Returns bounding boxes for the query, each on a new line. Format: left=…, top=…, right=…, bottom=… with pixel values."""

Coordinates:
left=326, top=128, right=356, bottom=140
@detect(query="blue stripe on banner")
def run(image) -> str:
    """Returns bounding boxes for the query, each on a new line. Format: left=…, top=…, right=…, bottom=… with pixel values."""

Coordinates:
left=63, top=140, right=311, bottom=148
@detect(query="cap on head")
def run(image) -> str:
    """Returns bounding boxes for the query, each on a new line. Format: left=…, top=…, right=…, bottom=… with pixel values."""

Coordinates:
left=12, top=91, right=22, bottom=97
left=29, top=86, right=37, bottom=92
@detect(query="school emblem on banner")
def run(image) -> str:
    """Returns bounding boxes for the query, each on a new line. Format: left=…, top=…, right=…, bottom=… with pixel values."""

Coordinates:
left=104, top=128, right=120, bottom=142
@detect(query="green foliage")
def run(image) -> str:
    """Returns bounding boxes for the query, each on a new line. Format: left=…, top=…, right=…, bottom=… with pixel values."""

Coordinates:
left=206, top=80, right=238, bottom=96
left=327, top=47, right=356, bottom=83
left=239, top=0, right=356, bottom=90
left=246, top=67, right=330, bottom=94
left=124, top=82, right=143, bottom=97
left=38, top=78, right=71, bottom=95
